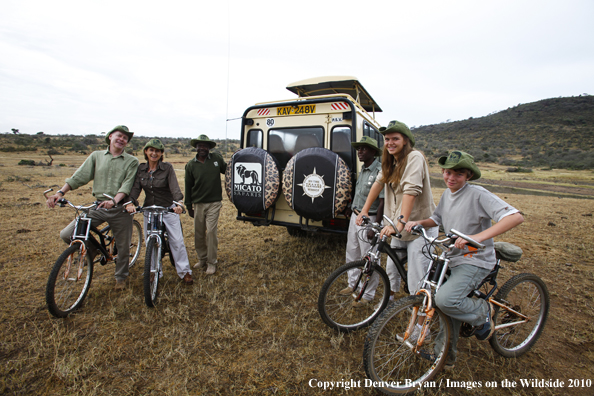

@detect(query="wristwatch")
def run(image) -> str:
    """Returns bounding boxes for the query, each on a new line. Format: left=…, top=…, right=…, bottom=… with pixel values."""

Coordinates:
left=57, top=190, right=65, bottom=196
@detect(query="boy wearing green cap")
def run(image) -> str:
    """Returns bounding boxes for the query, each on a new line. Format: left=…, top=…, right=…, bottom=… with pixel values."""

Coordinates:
left=405, top=150, right=524, bottom=369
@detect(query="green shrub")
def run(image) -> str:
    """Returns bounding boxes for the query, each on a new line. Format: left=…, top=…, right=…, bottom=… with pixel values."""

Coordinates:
left=18, top=160, right=36, bottom=166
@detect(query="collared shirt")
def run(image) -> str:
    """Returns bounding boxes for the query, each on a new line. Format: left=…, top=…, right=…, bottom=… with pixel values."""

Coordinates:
left=430, top=183, right=519, bottom=270
left=129, top=161, right=183, bottom=207
left=66, top=149, right=139, bottom=201
left=184, top=152, right=227, bottom=206
left=352, top=158, right=384, bottom=213
left=375, top=150, right=436, bottom=241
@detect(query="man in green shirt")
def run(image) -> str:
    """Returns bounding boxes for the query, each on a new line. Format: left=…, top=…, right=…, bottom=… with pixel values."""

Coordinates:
left=46, top=125, right=139, bottom=290
left=185, top=134, right=227, bottom=275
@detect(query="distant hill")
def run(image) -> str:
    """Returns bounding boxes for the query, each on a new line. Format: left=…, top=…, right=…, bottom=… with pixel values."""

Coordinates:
left=2, top=96, right=593, bottom=169
left=413, top=95, right=594, bottom=169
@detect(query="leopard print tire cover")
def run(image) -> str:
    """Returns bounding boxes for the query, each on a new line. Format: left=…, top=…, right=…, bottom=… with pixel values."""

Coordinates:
left=282, top=147, right=352, bottom=222
left=225, top=147, right=280, bottom=213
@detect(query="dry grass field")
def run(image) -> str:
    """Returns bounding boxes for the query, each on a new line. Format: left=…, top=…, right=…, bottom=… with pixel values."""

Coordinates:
left=1, top=152, right=593, bottom=395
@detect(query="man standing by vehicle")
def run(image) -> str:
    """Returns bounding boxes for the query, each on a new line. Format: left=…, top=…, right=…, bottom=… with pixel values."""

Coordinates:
left=185, top=134, right=227, bottom=275
left=341, top=136, right=384, bottom=307
left=46, top=125, right=139, bottom=290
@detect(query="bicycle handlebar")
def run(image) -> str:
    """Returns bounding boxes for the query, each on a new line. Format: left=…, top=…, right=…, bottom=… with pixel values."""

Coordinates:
left=412, top=224, right=486, bottom=251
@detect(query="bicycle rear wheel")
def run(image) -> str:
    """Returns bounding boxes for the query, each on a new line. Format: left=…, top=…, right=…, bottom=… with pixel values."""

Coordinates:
left=489, top=273, right=550, bottom=358
left=363, top=295, right=451, bottom=395
left=143, top=237, right=161, bottom=307
left=318, top=260, right=390, bottom=332
left=46, top=244, right=94, bottom=318
left=128, top=219, right=142, bottom=268
left=102, top=219, right=142, bottom=268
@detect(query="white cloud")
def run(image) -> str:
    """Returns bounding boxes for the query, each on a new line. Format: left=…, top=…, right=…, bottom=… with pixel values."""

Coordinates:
left=1, top=0, right=593, bottom=138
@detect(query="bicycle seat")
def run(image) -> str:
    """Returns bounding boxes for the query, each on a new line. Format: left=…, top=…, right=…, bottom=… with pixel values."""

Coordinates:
left=494, top=242, right=522, bottom=262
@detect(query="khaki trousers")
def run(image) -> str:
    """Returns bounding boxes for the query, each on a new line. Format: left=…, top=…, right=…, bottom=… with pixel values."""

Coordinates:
left=193, top=201, right=222, bottom=266
left=60, top=207, right=133, bottom=282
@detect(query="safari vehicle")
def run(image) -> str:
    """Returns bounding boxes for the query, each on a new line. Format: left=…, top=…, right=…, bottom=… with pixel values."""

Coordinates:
left=225, top=76, right=384, bottom=235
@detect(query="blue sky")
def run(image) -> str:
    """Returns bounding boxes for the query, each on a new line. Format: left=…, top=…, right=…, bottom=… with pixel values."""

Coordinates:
left=1, top=0, right=593, bottom=139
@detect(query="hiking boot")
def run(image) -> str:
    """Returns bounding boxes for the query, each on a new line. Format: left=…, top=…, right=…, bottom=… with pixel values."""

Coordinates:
left=339, top=286, right=354, bottom=295
left=352, top=298, right=372, bottom=308
left=205, top=264, right=216, bottom=275
left=475, top=301, right=495, bottom=341
left=114, top=279, right=127, bottom=291
left=183, top=273, right=193, bottom=285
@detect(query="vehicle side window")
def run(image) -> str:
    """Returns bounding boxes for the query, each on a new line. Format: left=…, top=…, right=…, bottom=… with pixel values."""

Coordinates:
left=268, top=127, right=323, bottom=169
left=331, top=126, right=353, bottom=169
left=364, top=122, right=383, bottom=151
left=246, top=129, right=262, bottom=148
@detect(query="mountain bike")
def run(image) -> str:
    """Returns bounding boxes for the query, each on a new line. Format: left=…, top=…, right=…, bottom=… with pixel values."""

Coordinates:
left=137, top=203, right=185, bottom=307
left=363, top=226, right=550, bottom=395
left=317, top=215, right=409, bottom=332
left=44, top=189, right=142, bottom=318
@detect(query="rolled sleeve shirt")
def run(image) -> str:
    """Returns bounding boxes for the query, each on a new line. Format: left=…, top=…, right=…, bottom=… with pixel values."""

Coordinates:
left=375, top=150, right=436, bottom=241
left=66, top=150, right=139, bottom=201
left=352, top=158, right=384, bottom=214
left=129, top=161, right=183, bottom=207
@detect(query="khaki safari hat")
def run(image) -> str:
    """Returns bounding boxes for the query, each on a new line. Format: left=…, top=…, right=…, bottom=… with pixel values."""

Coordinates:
left=144, top=138, right=165, bottom=151
left=104, top=125, right=134, bottom=144
left=438, top=150, right=481, bottom=180
left=379, top=120, right=415, bottom=148
left=351, top=136, right=380, bottom=155
left=190, top=134, right=216, bottom=148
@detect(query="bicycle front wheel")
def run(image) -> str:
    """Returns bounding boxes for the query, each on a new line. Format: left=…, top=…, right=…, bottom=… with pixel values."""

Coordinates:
left=490, top=273, right=550, bottom=358
left=318, top=260, right=390, bottom=332
left=363, top=295, right=451, bottom=395
left=143, top=237, right=161, bottom=307
left=46, top=244, right=94, bottom=318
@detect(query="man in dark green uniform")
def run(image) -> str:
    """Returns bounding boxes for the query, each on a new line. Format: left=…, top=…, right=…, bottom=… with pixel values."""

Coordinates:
left=184, top=135, right=227, bottom=275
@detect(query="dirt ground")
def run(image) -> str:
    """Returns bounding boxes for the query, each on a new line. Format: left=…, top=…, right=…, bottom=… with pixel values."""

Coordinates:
left=0, top=153, right=593, bottom=395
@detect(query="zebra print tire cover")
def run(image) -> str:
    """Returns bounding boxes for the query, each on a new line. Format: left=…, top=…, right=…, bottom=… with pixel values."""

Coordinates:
left=225, top=147, right=280, bottom=213
left=282, top=147, right=352, bottom=222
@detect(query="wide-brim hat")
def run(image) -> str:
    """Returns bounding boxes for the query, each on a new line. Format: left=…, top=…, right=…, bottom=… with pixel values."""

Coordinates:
left=144, top=138, right=165, bottom=151
left=190, top=134, right=216, bottom=148
left=438, top=150, right=481, bottom=180
left=379, top=120, right=415, bottom=147
left=351, top=136, right=380, bottom=155
left=104, top=125, right=134, bottom=144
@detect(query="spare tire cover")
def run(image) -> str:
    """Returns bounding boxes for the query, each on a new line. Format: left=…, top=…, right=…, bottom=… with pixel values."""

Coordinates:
left=225, top=147, right=280, bottom=213
left=282, top=147, right=352, bottom=222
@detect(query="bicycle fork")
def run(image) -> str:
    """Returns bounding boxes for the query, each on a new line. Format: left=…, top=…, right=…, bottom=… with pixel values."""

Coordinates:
left=65, top=240, right=88, bottom=281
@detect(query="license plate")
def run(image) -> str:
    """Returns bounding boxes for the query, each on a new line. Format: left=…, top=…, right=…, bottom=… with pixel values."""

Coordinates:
left=276, top=104, right=316, bottom=116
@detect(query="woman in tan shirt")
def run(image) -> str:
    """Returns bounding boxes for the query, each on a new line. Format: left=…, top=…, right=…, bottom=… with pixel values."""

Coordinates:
left=356, top=120, right=438, bottom=300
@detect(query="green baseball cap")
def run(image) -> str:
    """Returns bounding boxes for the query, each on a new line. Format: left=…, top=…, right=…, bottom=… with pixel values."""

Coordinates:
left=190, top=134, right=216, bottom=148
left=104, top=125, right=133, bottom=144
left=144, top=138, right=165, bottom=151
left=438, top=150, right=481, bottom=180
left=379, top=120, right=415, bottom=148
left=351, top=136, right=380, bottom=154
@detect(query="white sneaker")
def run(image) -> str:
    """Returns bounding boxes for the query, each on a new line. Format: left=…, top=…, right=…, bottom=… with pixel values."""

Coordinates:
left=205, top=264, right=216, bottom=275
left=193, top=261, right=206, bottom=270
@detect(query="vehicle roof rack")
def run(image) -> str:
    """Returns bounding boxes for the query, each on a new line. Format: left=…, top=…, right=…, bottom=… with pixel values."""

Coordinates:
left=286, top=76, right=383, bottom=113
